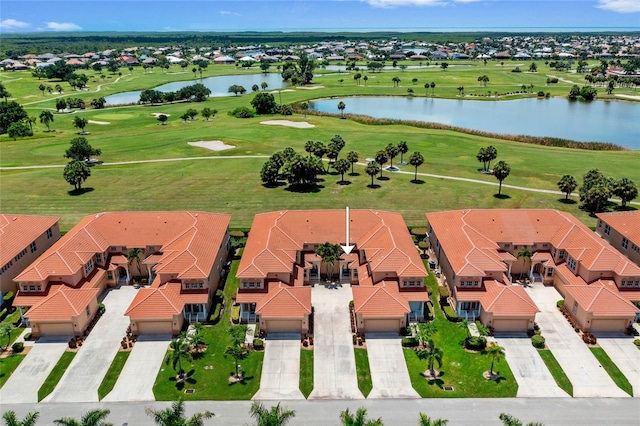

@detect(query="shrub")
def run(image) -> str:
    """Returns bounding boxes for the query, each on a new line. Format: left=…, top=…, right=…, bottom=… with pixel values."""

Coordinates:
left=253, top=339, right=264, bottom=350
left=475, top=321, right=490, bottom=336
left=464, top=336, right=487, bottom=350
left=426, top=303, right=435, bottom=320
left=410, top=227, right=428, bottom=239
left=443, top=305, right=458, bottom=321
left=0, top=308, right=7, bottom=320
left=556, top=300, right=565, bottom=308
left=228, top=106, right=255, bottom=118
left=531, top=334, right=546, bottom=349
left=547, top=77, right=559, bottom=84
left=438, top=285, right=450, bottom=298
left=634, top=339, right=640, bottom=348
left=511, top=67, right=522, bottom=73
left=279, top=104, right=293, bottom=116
left=349, top=300, right=354, bottom=308
left=3, top=291, right=14, bottom=301
left=215, top=289, right=224, bottom=298
left=401, top=337, right=418, bottom=347
left=24, top=332, right=32, bottom=341
left=537, top=91, right=545, bottom=97
left=98, top=303, right=106, bottom=314
left=231, top=304, right=241, bottom=323
left=229, top=230, right=245, bottom=238
left=209, top=302, right=222, bottom=323
left=11, top=342, right=24, bottom=353
left=399, top=327, right=410, bottom=336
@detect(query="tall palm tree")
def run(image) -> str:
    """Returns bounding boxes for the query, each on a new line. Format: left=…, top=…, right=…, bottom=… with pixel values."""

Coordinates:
left=374, top=150, right=388, bottom=178
left=127, top=247, right=143, bottom=277
left=430, top=81, right=436, bottom=96
left=3, top=410, right=39, bottom=426
left=340, top=407, right=383, bottom=426
left=517, top=247, right=532, bottom=280
left=419, top=413, right=448, bottom=426
left=315, top=242, right=342, bottom=281
left=409, top=151, right=424, bottom=182
left=166, top=337, right=193, bottom=381
left=385, top=143, right=399, bottom=168
left=53, top=409, right=111, bottom=426
left=485, top=146, right=498, bottom=170
left=486, top=343, right=505, bottom=377
left=493, top=161, right=511, bottom=196
left=397, top=141, right=408, bottom=164
left=417, top=339, right=443, bottom=379
left=365, top=161, right=380, bottom=186
left=249, top=402, right=295, bottom=426
left=346, top=151, right=359, bottom=174
left=476, top=147, right=487, bottom=171
left=39, top=110, right=54, bottom=132
left=225, top=341, right=249, bottom=379
left=337, top=101, right=346, bottom=118
left=146, top=399, right=214, bottom=426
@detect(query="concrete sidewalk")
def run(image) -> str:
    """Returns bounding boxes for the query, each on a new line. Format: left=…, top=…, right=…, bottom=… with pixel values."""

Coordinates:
left=45, top=285, right=138, bottom=402
left=0, top=336, right=69, bottom=403
left=525, top=286, right=629, bottom=398
left=253, top=333, right=304, bottom=400
left=596, top=335, right=640, bottom=397
left=309, top=285, right=362, bottom=399
left=103, top=334, right=171, bottom=401
left=365, top=333, right=420, bottom=399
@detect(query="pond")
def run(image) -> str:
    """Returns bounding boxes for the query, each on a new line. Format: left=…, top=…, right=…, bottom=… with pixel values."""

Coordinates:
left=104, top=73, right=288, bottom=106
left=317, top=64, right=470, bottom=72
left=309, top=96, right=639, bottom=149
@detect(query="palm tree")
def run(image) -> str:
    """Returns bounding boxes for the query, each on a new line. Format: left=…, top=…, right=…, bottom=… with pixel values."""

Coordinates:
left=517, top=246, right=532, bottom=280
left=39, top=110, right=54, bottom=132
left=337, top=101, right=346, bottom=118
left=127, top=247, right=143, bottom=277
left=486, top=342, right=505, bottom=377
left=2, top=410, right=39, bottom=426
left=424, top=82, right=430, bottom=96
left=188, top=322, right=206, bottom=352
left=397, top=141, right=408, bottom=164
left=166, top=337, right=193, bottom=381
left=340, top=407, right=383, bottom=426
left=365, top=161, right=380, bottom=187
left=476, top=147, right=487, bottom=171
left=459, top=319, right=470, bottom=338
left=53, top=409, right=111, bottom=426
left=363, top=75, right=368, bottom=86
left=385, top=143, right=399, bottom=168
left=346, top=150, right=359, bottom=174
left=72, top=117, right=88, bottom=134
left=334, top=158, right=351, bottom=183
left=225, top=341, right=249, bottom=379
left=249, top=402, right=296, bottom=426
left=261, top=82, right=268, bottom=91
left=0, top=323, right=14, bottom=350
left=374, top=150, right=388, bottom=178
left=430, top=81, right=436, bottom=96
left=493, top=161, right=511, bottom=196
left=418, top=413, right=448, bottom=426
left=417, top=339, right=443, bottom=379
left=315, top=242, right=342, bottom=281
left=498, top=413, right=544, bottom=426
left=409, top=151, right=424, bottom=182
left=146, top=399, right=214, bottom=426
left=485, top=146, right=498, bottom=170
left=392, top=76, right=401, bottom=87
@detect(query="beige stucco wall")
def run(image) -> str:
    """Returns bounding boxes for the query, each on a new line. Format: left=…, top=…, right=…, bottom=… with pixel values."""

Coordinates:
left=598, top=224, right=640, bottom=266
left=130, top=314, right=183, bottom=336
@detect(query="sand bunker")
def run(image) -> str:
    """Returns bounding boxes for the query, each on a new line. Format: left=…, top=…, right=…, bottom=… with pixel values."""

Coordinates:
left=260, top=120, right=315, bottom=129
left=151, top=113, right=171, bottom=117
left=615, top=94, right=640, bottom=101
left=296, top=85, right=325, bottom=90
left=269, top=89, right=296, bottom=94
left=88, top=120, right=110, bottom=125
left=188, top=141, right=236, bottom=151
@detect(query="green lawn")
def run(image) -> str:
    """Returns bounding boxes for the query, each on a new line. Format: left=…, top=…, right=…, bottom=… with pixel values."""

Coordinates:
left=38, top=351, right=75, bottom=401
left=299, top=349, right=314, bottom=398
left=0, top=354, right=26, bottom=388
left=590, top=347, right=633, bottom=396
left=537, top=349, right=573, bottom=396
left=152, top=260, right=264, bottom=400
left=404, top=268, right=517, bottom=398
left=354, top=348, right=373, bottom=397
left=97, top=350, right=131, bottom=400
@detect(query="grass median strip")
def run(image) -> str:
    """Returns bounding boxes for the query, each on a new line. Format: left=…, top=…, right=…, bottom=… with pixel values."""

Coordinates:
left=537, top=349, right=573, bottom=396
left=354, top=348, right=373, bottom=397
left=0, top=354, right=26, bottom=388
left=299, top=349, right=314, bottom=398
left=590, top=347, right=633, bottom=396
left=97, top=350, right=131, bottom=400
left=38, top=351, right=76, bottom=401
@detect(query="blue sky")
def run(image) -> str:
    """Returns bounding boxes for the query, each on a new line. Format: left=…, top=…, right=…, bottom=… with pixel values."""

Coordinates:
left=1, top=1, right=638, bottom=33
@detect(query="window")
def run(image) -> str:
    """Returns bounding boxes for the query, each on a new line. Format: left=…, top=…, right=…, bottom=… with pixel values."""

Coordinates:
left=546, top=267, right=554, bottom=277
left=96, top=253, right=102, bottom=263
left=474, top=281, right=479, bottom=287
left=559, top=250, right=565, bottom=260
left=46, top=228, right=53, bottom=239
left=552, top=248, right=557, bottom=258
left=198, top=283, right=203, bottom=288
left=107, top=271, right=113, bottom=280
left=621, top=280, right=626, bottom=287
left=542, top=243, right=548, bottom=248
left=567, top=257, right=577, bottom=271
left=597, top=220, right=602, bottom=228
left=572, top=301, right=578, bottom=314
left=86, top=306, right=91, bottom=316
left=84, top=260, right=94, bottom=275
left=29, top=285, right=35, bottom=291
left=622, top=238, right=629, bottom=249
left=29, top=241, right=37, bottom=253
left=632, top=244, right=640, bottom=254
left=513, top=245, right=518, bottom=250
left=635, top=280, right=640, bottom=287
left=504, top=243, right=511, bottom=249
left=37, top=285, right=42, bottom=291
left=604, top=224, right=610, bottom=235
left=533, top=243, right=538, bottom=249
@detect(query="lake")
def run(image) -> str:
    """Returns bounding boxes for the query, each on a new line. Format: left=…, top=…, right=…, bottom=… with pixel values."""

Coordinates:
left=104, top=73, right=288, bottom=106
left=309, top=96, right=639, bottom=149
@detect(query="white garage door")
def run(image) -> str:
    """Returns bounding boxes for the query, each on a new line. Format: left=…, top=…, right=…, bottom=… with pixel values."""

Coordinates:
left=364, top=319, right=400, bottom=333
left=492, top=319, right=530, bottom=332
left=267, top=320, right=302, bottom=333
left=590, top=319, right=627, bottom=333
left=137, top=321, right=173, bottom=335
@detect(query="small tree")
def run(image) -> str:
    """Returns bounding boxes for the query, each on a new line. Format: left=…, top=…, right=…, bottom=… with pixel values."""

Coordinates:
left=419, top=413, right=449, bottom=426
left=166, top=337, right=193, bottom=382
left=145, top=399, right=213, bottom=426
left=39, top=110, right=54, bottom=131
left=613, top=178, right=638, bottom=208
left=374, top=150, right=388, bottom=178
left=347, top=150, right=359, bottom=174
left=493, top=161, right=511, bottom=196
left=557, top=174, right=578, bottom=201
left=157, top=114, right=169, bottom=125
left=249, top=402, right=296, bottom=426
left=72, top=116, right=88, bottom=134
left=365, top=161, right=380, bottom=186
left=7, top=121, right=32, bottom=140
left=337, top=101, right=346, bottom=118
left=315, top=242, right=342, bottom=281
left=225, top=340, right=249, bottom=379
left=201, top=108, right=213, bottom=121
left=63, top=161, right=91, bottom=191
left=340, top=408, right=383, bottom=426
left=409, top=151, right=424, bottom=182
left=517, top=247, right=532, bottom=280
left=486, top=342, right=505, bottom=377
left=0, top=323, right=14, bottom=350
left=65, top=137, right=102, bottom=162
left=53, top=409, right=111, bottom=426
left=397, top=141, right=408, bottom=164
left=417, top=339, right=443, bottom=379
left=251, top=92, right=277, bottom=114
left=385, top=143, right=399, bottom=168
left=334, top=158, right=350, bottom=183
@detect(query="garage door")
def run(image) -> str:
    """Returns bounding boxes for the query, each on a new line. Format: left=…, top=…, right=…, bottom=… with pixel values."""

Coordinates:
left=364, top=319, right=400, bottom=333
left=137, top=321, right=173, bottom=335
left=492, top=319, right=530, bottom=332
left=267, top=320, right=302, bottom=333
left=37, top=322, right=75, bottom=336
left=590, top=319, right=627, bottom=333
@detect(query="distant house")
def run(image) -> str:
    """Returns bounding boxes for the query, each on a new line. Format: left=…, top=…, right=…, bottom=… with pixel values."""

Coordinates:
left=429, top=51, right=448, bottom=60
left=494, top=51, right=511, bottom=60
left=13, top=212, right=231, bottom=337
left=213, top=55, right=236, bottom=64
left=451, top=53, right=470, bottom=60
left=409, top=54, right=428, bottom=61
left=389, top=52, right=407, bottom=60
left=326, top=55, right=344, bottom=61
left=596, top=211, right=640, bottom=266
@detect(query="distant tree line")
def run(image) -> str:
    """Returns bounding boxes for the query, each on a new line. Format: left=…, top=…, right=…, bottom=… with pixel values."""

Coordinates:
left=139, top=83, right=211, bottom=104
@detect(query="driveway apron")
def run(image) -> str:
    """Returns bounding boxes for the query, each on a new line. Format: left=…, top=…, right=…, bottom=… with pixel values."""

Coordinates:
left=494, top=333, right=569, bottom=397
left=309, top=285, right=363, bottom=399
left=525, top=286, right=629, bottom=397
left=253, top=332, right=304, bottom=400
left=102, top=334, right=172, bottom=401
left=365, top=333, right=420, bottom=398
left=595, top=335, right=640, bottom=397
left=45, top=285, right=138, bottom=402
left=0, top=336, right=69, bottom=403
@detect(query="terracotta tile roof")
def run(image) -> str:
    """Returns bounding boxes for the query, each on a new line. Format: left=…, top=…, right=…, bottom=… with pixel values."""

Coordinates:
left=26, top=287, right=100, bottom=321
left=0, top=214, right=59, bottom=267
left=255, top=283, right=311, bottom=318
left=565, top=284, right=639, bottom=316
left=455, top=280, right=539, bottom=317
left=13, top=283, right=65, bottom=307
left=125, top=282, right=208, bottom=320
left=353, top=281, right=430, bottom=317
left=597, top=211, right=640, bottom=246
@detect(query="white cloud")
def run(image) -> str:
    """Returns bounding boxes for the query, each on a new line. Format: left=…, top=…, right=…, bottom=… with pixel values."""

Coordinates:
left=453, top=0, right=481, bottom=3
left=0, top=19, right=30, bottom=29
left=365, top=0, right=447, bottom=7
left=596, top=0, right=640, bottom=13
left=220, top=10, right=241, bottom=16
left=46, top=22, right=82, bottom=31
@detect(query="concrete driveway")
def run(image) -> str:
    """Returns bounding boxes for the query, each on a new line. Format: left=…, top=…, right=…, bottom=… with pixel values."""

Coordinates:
left=0, top=336, right=69, bottom=403
left=253, top=333, right=304, bottom=400
left=309, top=285, right=363, bottom=399
left=595, top=335, right=640, bottom=397
left=45, top=285, right=138, bottom=402
left=365, top=333, right=420, bottom=399
left=494, top=333, right=569, bottom=398
left=525, top=286, right=629, bottom=397
left=103, top=334, right=171, bottom=401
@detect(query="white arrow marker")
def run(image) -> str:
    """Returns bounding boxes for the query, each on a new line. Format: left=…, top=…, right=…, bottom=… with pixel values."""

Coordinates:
left=341, top=206, right=355, bottom=255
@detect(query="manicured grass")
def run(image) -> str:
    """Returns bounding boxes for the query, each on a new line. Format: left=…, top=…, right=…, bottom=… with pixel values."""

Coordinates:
left=97, top=350, right=131, bottom=400
left=537, top=349, right=573, bottom=396
left=590, top=347, right=633, bottom=396
left=354, top=348, right=373, bottom=397
left=0, top=354, right=26, bottom=388
left=404, top=268, right=517, bottom=398
left=38, top=351, right=76, bottom=401
left=152, top=260, right=264, bottom=400
left=299, top=349, right=314, bottom=398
